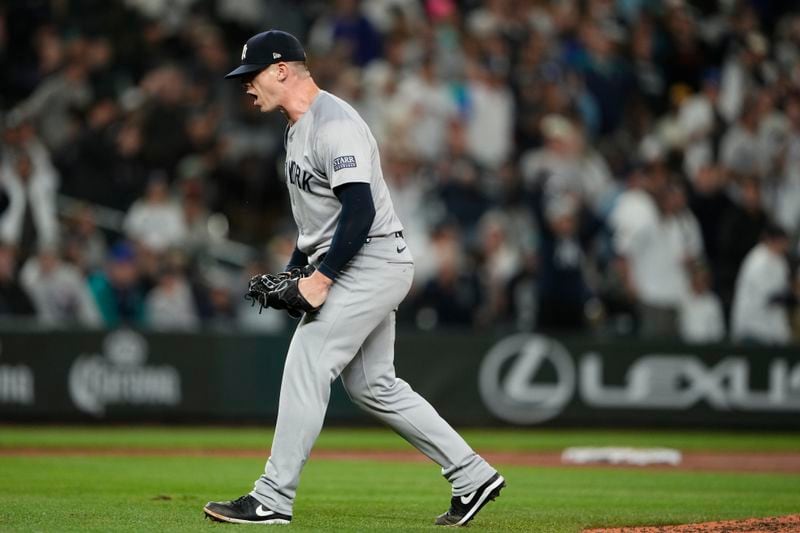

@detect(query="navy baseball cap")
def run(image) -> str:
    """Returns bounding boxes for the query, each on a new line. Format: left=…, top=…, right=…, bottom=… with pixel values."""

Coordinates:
left=225, top=30, right=306, bottom=80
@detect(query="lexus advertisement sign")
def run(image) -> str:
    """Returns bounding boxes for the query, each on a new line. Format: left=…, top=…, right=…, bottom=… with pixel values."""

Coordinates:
left=1, top=328, right=799, bottom=428
left=477, top=334, right=800, bottom=427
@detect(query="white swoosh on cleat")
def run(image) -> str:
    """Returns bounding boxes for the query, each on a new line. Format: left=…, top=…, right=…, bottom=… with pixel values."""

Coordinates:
left=456, top=475, right=505, bottom=526
left=255, top=506, right=274, bottom=517
left=460, top=492, right=477, bottom=505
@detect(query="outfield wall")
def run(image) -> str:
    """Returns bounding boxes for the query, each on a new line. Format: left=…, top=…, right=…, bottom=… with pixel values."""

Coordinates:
left=1, top=328, right=799, bottom=428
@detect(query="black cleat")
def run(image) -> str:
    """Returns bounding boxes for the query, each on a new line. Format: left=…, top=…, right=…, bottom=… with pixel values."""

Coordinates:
left=203, top=494, right=292, bottom=525
left=435, top=473, right=505, bottom=526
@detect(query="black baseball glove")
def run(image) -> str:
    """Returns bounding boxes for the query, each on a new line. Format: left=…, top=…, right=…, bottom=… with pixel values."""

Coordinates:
left=245, top=265, right=319, bottom=318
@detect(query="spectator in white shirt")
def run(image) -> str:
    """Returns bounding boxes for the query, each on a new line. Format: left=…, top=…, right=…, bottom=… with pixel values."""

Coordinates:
left=464, top=61, right=515, bottom=169
left=520, top=114, right=615, bottom=218
left=719, top=32, right=772, bottom=125
left=144, top=253, right=199, bottom=330
left=611, top=168, right=702, bottom=337
left=731, top=224, right=794, bottom=345
left=20, top=247, right=101, bottom=327
left=774, top=92, right=800, bottom=234
left=392, top=56, right=458, bottom=162
left=678, top=69, right=724, bottom=179
left=0, top=132, right=60, bottom=254
left=477, top=210, right=522, bottom=320
left=361, top=36, right=413, bottom=145
left=719, top=94, right=764, bottom=180
left=123, top=175, right=187, bottom=252
left=679, top=262, right=726, bottom=344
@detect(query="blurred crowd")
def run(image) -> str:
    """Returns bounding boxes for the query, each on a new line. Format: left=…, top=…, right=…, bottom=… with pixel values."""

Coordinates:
left=1, top=0, right=800, bottom=344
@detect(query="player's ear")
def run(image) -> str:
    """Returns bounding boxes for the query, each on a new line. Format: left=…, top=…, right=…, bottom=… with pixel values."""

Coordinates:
left=276, top=62, right=289, bottom=82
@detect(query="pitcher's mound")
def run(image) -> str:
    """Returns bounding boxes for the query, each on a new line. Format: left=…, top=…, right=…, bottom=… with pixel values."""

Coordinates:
left=585, top=514, right=800, bottom=532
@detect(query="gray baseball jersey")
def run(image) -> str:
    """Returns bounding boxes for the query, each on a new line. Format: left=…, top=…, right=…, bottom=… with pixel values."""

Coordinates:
left=284, top=90, right=402, bottom=262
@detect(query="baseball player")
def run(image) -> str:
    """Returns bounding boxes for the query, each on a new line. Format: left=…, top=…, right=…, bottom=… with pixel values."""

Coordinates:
left=204, top=30, right=504, bottom=527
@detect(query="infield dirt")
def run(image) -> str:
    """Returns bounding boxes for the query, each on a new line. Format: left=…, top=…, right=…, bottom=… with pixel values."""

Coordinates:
left=584, top=514, right=800, bottom=532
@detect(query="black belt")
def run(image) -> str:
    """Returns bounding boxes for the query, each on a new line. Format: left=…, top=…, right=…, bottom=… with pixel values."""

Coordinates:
left=317, top=231, right=403, bottom=263
left=365, top=231, right=403, bottom=243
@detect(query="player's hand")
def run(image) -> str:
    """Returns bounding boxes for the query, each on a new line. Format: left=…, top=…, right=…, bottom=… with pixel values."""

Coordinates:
left=298, top=270, right=333, bottom=308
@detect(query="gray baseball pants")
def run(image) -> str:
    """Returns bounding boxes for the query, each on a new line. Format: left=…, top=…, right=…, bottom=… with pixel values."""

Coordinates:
left=251, top=235, right=496, bottom=516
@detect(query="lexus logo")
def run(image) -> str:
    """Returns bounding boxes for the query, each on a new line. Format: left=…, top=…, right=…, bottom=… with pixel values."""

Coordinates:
left=479, top=334, right=575, bottom=424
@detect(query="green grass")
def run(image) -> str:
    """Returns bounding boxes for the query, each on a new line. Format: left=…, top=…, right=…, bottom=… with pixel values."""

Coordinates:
left=0, top=455, right=798, bottom=532
left=1, top=426, right=799, bottom=452
left=0, top=427, right=799, bottom=532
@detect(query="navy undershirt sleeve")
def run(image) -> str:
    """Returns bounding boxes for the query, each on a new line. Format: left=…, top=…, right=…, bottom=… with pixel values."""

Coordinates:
left=285, top=244, right=308, bottom=271
left=317, top=182, right=375, bottom=280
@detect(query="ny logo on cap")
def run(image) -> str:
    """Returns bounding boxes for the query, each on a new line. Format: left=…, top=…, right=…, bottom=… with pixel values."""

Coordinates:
left=241, top=44, right=247, bottom=61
